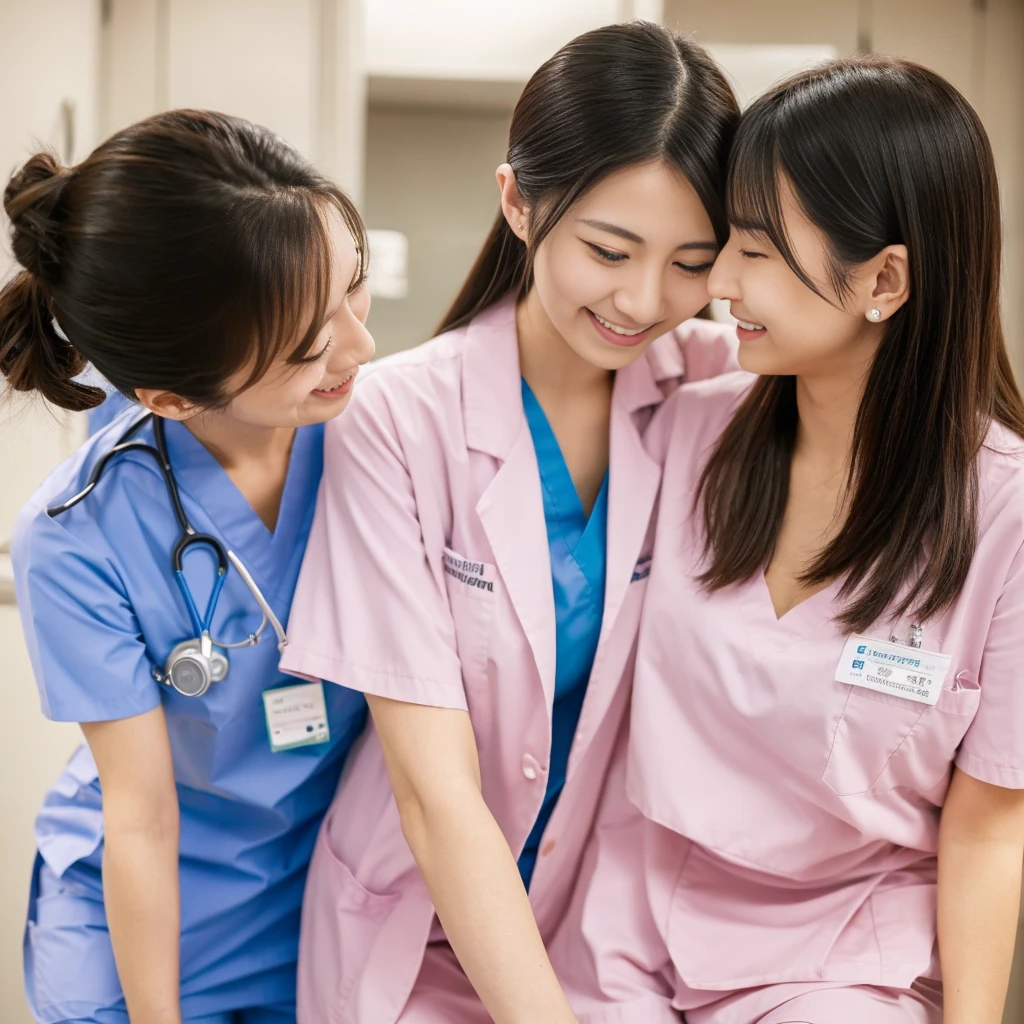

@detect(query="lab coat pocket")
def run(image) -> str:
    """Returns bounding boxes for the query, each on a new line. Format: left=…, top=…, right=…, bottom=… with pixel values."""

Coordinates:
left=442, top=546, right=497, bottom=686
left=300, top=820, right=400, bottom=1021
left=885, top=672, right=981, bottom=793
left=821, top=688, right=928, bottom=796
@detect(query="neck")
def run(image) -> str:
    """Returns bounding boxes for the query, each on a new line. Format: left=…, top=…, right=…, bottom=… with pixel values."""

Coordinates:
left=516, top=288, right=612, bottom=401
left=182, top=411, right=295, bottom=474
left=793, top=369, right=868, bottom=474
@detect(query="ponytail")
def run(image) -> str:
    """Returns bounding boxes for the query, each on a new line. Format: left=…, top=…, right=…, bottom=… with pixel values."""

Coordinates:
left=0, top=272, right=102, bottom=410
left=0, top=152, right=103, bottom=410
left=437, top=210, right=528, bottom=334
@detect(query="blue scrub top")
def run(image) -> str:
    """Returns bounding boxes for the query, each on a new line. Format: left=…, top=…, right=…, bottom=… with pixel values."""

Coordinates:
left=86, top=387, right=135, bottom=435
left=14, top=408, right=367, bottom=1015
left=518, top=380, right=608, bottom=889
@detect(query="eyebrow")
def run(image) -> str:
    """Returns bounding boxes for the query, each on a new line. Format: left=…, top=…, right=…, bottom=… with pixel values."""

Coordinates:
left=578, top=218, right=718, bottom=251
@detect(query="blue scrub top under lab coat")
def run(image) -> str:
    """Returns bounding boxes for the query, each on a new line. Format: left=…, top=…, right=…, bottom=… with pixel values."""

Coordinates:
left=13, top=408, right=367, bottom=1018
left=517, top=380, right=608, bottom=889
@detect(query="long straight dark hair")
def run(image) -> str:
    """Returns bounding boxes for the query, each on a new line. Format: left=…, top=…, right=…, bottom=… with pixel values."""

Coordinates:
left=438, top=20, right=738, bottom=334
left=697, top=55, right=1024, bottom=633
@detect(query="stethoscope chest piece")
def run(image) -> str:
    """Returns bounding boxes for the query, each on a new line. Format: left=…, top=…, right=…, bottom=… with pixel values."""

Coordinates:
left=50, top=414, right=289, bottom=699
left=164, top=636, right=229, bottom=697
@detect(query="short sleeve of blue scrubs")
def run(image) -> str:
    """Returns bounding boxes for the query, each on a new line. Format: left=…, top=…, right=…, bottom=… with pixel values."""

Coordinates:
left=14, top=498, right=161, bottom=723
left=518, top=379, right=608, bottom=889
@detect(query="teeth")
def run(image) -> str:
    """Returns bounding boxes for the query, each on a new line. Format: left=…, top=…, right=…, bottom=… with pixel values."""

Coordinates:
left=593, top=311, right=648, bottom=337
left=316, top=369, right=356, bottom=393
left=736, top=319, right=765, bottom=331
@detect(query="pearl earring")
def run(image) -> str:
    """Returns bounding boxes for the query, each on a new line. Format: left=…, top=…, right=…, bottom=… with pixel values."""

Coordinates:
left=867, top=307, right=882, bottom=322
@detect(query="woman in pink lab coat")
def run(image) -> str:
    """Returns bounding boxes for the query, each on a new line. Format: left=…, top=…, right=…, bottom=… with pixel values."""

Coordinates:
left=549, top=54, right=1024, bottom=1024
left=279, top=21, right=740, bottom=1024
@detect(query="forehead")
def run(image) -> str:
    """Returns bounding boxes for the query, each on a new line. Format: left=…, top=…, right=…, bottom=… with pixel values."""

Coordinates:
left=571, top=160, right=709, bottom=224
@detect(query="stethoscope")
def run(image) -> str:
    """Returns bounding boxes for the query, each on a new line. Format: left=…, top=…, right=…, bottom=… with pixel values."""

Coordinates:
left=47, top=413, right=288, bottom=697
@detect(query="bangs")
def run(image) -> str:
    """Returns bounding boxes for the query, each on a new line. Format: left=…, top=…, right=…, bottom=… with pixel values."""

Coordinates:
left=230, top=186, right=368, bottom=395
left=726, top=105, right=846, bottom=305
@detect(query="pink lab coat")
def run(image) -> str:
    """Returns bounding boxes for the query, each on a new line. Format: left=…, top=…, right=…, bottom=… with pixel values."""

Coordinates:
left=279, top=297, right=738, bottom=1023
left=550, top=371, right=1024, bottom=1023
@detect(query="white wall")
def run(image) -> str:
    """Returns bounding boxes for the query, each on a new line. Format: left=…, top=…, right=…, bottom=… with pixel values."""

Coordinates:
left=366, top=0, right=623, bottom=80
left=0, top=6, right=105, bottom=1019
left=103, top=0, right=366, bottom=200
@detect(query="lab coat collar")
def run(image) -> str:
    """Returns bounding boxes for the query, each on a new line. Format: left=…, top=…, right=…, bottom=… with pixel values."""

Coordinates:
left=461, top=295, right=682, bottom=457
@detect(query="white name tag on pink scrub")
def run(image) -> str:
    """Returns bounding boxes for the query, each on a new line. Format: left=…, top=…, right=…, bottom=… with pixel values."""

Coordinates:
left=835, top=636, right=952, bottom=706
left=262, top=681, right=330, bottom=752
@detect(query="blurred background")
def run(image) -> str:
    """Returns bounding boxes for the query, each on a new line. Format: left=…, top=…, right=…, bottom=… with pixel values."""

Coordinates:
left=0, top=2, right=1022, bottom=1020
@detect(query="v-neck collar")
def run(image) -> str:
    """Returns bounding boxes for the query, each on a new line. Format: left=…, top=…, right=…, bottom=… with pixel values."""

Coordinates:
left=160, top=418, right=324, bottom=586
left=521, top=378, right=609, bottom=580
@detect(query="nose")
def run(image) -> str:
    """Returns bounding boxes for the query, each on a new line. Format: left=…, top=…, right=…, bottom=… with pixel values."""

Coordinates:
left=614, top=265, right=665, bottom=327
left=708, top=236, right=739, bottom=302
left=330, top=298, right=376, bottom=370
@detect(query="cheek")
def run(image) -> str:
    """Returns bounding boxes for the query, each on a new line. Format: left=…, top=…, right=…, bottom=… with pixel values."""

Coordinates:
left=535, top=243, right=605, bottom=313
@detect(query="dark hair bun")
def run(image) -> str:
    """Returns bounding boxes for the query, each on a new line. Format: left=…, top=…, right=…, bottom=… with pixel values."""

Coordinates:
left=4, top=151, right=71, bottom=284
left=0, top=152, right=102, bottom=410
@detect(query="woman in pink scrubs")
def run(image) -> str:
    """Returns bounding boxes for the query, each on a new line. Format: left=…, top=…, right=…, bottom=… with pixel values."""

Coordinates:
left=551, top=54, right=1024, bottom=1024
left=280, top=21, right=740, bottom=1024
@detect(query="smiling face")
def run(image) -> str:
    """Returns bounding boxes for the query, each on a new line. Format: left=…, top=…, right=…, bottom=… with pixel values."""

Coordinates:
left=709, top=183, right=887, bottom=381
left=216, top=204, right=375, bottom=429
left=510, top=159, right=719, bottom=371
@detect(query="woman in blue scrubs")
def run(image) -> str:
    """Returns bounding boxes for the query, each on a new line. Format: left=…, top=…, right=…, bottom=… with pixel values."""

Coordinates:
left=0, top=110, right=373, bottom=1023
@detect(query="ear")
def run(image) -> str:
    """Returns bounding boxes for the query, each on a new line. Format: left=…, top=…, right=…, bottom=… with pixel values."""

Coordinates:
left=865, top=244, right=910, bottom=321
left=496, top=163, right=529, bottom=243
left=134, top=388, right=200, bottom=421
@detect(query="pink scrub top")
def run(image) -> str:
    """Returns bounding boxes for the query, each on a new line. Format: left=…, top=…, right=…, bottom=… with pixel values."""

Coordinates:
left=556, top=370, right=1024, bottom=1017
left=278, top=297, right=737, bottom=1024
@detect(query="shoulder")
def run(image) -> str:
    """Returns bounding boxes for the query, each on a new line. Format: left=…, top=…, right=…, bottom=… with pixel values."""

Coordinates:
left=12, top=410, right=159, bottom=576
left=643, top=318, right=740, bottom=391
left=977, top=421, right=1024, bottom=538
left=325, top=323, right=478, bottom=470
left=357, top=327, right=469, bottom=410
left=645, top=370, right=755, bottom=467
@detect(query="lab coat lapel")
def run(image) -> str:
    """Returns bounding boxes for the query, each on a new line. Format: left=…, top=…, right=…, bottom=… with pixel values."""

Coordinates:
left=462, top=298, right=557, bottom=713
left=603, top=353, right=663, bottom=632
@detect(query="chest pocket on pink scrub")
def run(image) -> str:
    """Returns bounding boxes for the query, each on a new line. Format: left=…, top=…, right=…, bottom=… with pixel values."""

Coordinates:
left=822, top=672, right=982, bottom=796
left=441, top=546, right=497, bottom=686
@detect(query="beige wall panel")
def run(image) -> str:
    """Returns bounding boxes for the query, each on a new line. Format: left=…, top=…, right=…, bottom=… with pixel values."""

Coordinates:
left=665, top=0, right=860, bottom=51
left=100, top=0, right=160, bottom=137
left=166, top=0, right=318, bottom=158
left=364, top=105, right=510, bottom=355
left=869, top=0, right=977, bottom=100
left=980, top=0, right=1024, bottom=384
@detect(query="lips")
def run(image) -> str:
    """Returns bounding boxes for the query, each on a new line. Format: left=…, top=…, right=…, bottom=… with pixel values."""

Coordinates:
left=313, top=366, right=358, bottom=397
left=733, top=314, right=767, bottom=343
left=586, top=308, right=654, bottom=348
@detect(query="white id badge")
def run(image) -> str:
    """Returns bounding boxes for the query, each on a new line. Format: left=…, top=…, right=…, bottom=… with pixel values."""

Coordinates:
left=262, top=681, right=330, bottom=752
left=835, top=636, right=952, bottom=706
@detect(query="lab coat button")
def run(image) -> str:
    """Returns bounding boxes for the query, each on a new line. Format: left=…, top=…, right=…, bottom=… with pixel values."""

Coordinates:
left=521, top=754, right=541, bottom=781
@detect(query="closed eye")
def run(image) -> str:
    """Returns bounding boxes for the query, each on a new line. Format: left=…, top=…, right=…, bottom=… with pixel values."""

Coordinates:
left=586, top=242, right=628, bottom=263
left=675, top=260, right=715, bottom=275
left=740, top=249, right=768, bottom=260
left=297, top=334, right=334, bottom=364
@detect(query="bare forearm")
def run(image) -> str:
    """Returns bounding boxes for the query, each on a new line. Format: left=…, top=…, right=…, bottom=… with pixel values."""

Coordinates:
left=103, top=823, right=182, bottom=1024
left=938, top=833, right=1023, bottom=1024
left=402, top=790, right=577, bottom=1024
